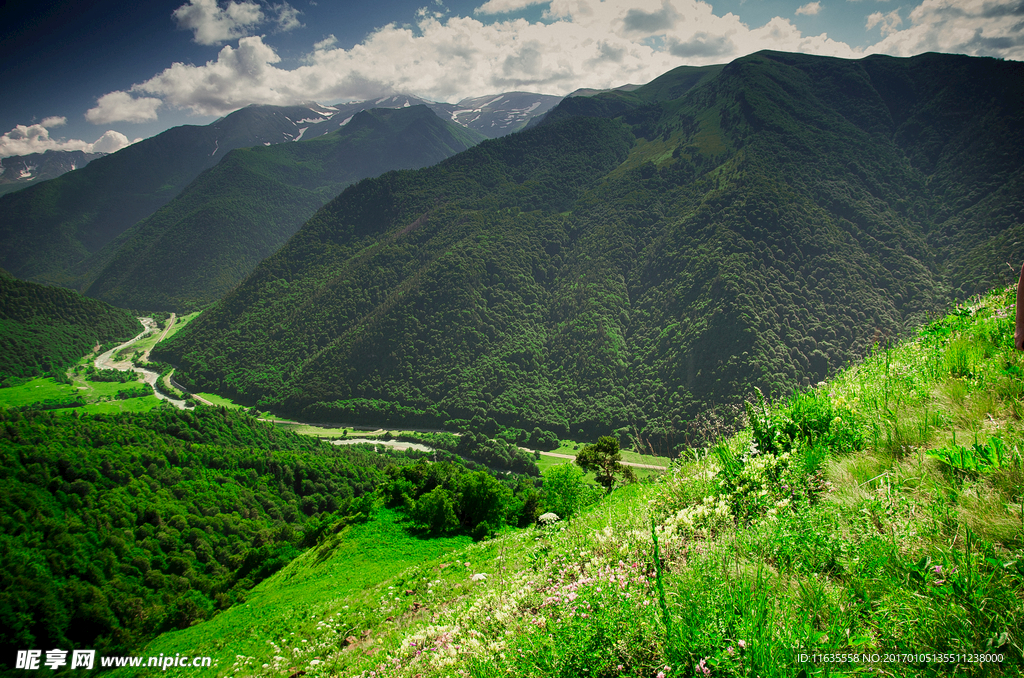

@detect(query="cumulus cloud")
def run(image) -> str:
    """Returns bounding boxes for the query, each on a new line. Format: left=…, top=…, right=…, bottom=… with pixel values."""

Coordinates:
left=866, top=0, right=1024, bottom=57
left=312, top=34, right=337, bottom=50
left=171, top=0, right=301, bottom=45
left=622, top=0, right=681, bottom=34
left=173, top=0, right=264, bottom=45
left=796, top=2, right=822, bottom=16
left=474, top=0, right=548, bottom=14
left=0, top=119, right=138, bottom=159
left=274, top=2, right=303, bottom=31
left=97, top=0, right=1023, bottom=121
left=85, top=91, right=163, bottom=124
left=867, top=9, right=903, bottom=35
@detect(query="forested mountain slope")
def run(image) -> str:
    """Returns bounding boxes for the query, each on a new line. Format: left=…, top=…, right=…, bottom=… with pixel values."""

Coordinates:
left=81, top=106, right=485, bottom=311
left=157, top=51, right=1024, bottom=446
left=0, top=270, right=140, bottom=381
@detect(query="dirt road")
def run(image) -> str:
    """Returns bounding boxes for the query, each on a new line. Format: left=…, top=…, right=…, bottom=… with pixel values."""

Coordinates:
left=531, top=449, right=668, bottom=471
left=94, top=317, right=188, bottom=409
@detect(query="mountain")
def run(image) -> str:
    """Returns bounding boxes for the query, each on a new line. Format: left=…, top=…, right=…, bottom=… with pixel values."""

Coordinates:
left=0, top=103, right=353, bottom=286
left=0, top=149, right=106, bottom=197
left=0, top=93, right=560, bottom=289
left=81, top=106, right=486, bottom=311
left=154, top=50, right=1024, bottom=445
left=0, top=270, right=140, bottom=381
left=427, top=92, right=563, bottom=138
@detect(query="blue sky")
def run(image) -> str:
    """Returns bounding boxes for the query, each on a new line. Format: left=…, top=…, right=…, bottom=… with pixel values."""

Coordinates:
left=2, top=0, right=1021, bottom=157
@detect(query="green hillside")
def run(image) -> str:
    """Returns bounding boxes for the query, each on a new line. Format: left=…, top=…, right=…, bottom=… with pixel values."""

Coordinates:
left=157, top=51, right=1024, bottom=445
left=114, top=282, right=1024, bottom=678
left=81, top=106, right=486, bottom=311
left=0, top=105, right=353, bottom=287
left=0, top=272, right=140, bottom=381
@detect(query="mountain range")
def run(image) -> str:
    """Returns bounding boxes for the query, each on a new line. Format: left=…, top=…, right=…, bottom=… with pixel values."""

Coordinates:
left=0, top=150, right=106, bottom=197
left=0, top=93, right=560, bottom=290
left=153, top=50, right=1024, bottom=447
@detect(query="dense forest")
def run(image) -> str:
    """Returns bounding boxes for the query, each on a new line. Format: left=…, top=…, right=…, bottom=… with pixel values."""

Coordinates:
left=0, top=407, right=386, bottom=657
left=0, top=272, right=140, bottom=382
left=157, top=51, right=1024, bottom=451
left=0, top=405, right=547, bottom=662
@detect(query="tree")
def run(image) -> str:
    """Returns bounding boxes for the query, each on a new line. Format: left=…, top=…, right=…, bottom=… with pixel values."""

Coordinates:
left=575, top=436, right=636, bottom=491
left=412, top=487, right=459, bottom=535
left=543, top=463, right=598, bottom=519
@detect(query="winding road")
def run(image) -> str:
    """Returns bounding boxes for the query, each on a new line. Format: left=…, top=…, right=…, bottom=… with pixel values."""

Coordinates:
left=94, top=317, right=189, bottom=410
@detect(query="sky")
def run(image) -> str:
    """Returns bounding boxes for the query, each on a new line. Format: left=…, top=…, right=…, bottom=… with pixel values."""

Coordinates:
left=1, top=0, right=1022, bottom=158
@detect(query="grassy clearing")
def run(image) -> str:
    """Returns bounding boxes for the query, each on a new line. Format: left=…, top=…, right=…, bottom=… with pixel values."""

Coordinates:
left=0, top=377, right=77, bottom=407
left=70, top=395, right=165, bottom=415
left=132, top=285, right=1023, bottom=678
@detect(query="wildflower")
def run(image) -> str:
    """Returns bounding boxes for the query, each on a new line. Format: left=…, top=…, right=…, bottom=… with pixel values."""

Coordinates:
left=657, top=673, right=666, bottom=678
left=727, top=646, right=734, bottom=656
left=697, top=658, right=710, bottom=676
left=738, top=640, right=746, bottom=650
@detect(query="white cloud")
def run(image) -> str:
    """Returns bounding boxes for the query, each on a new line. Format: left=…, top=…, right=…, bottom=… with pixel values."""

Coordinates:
left=866, top=9, right=903, bottom=35
left=313, top=34, right=337, bottom=50
left=123, top=0, right=862, bottom=116
left=274, top=3, right=303, bottom=32
left=98, top=0, right=1023, bottom=121
left=171, top=0, right=302, bottom=45
left=89, top=130, right=135, bottom=154
left=475, top=0, right=548, bottom=13
left=796, top=2, right=822, bottom=16
left=0, top=120, right=138, bottom=159
left=866, top=0, right=1024, bottom=58
left=85, top=91, right=163, bottom=124
left=172, top=0, right=265, bottom=45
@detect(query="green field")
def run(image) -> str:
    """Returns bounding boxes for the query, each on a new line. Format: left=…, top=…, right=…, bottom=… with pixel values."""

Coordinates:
left=0, top=377, right=77, bottom=407
left=72, top=395, right=165, bottom=415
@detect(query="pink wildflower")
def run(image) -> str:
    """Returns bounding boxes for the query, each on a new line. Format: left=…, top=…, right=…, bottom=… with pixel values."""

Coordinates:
left=697, top=658, right=710, bottom=676
left=737, top=640, right=746, bottom=650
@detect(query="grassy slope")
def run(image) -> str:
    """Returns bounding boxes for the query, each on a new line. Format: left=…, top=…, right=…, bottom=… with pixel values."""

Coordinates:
left=135, top=284, right=1023, bottom=677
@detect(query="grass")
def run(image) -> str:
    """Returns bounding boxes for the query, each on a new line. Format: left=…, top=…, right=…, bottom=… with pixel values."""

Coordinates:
left=0, top=376, right=77, bottom=407
left=70, top=394, right=165, bottom=415
left=194, top=392, right=248, bottom=409
left=120, top=284, right=1023, bottom=678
